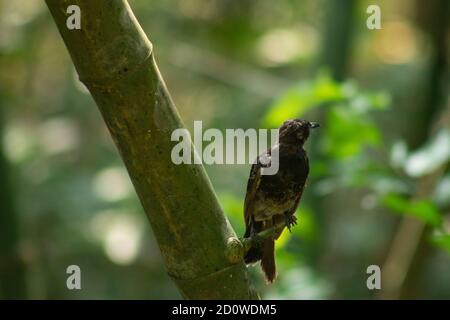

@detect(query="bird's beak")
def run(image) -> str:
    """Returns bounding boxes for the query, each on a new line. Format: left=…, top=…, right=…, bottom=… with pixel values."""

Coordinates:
left=309, top=122, right=320, bottom=129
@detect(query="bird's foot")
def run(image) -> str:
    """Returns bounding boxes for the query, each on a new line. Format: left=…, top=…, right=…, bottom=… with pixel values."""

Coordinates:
left=285, top=215, right=297, bottom=233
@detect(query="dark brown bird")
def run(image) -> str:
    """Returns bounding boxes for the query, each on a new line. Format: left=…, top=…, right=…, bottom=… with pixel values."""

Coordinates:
left=243, top=119, right=319, bottom=283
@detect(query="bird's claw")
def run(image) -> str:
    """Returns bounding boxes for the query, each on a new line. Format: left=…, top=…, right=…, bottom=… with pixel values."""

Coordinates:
left=285, top=215, right=297, bottom=233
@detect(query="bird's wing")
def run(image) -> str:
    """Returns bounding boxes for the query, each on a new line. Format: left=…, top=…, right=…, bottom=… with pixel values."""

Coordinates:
left=244, top=150, right=271, bottom=232
left=273, top=151, right=309, bottom=240
left=244, top=161, right=261, bottom=230
left=285, top=151, right=309, bottom=217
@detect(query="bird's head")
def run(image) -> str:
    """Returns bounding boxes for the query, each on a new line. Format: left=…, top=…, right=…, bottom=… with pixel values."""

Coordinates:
left=279, top=119, right=319, bottom=145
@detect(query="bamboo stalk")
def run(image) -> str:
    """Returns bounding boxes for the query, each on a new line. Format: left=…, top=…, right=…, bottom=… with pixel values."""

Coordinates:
left=45, top=0, right=258, bottom=299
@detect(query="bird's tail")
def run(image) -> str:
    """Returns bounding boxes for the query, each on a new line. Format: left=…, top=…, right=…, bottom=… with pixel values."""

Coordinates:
left=244, top=219, right=277, bottom=282
left=261, top=239, right=276, bottom=283
left=244, top=238, right=276, bottom=283
left=244, top=221, right=263, bottom=264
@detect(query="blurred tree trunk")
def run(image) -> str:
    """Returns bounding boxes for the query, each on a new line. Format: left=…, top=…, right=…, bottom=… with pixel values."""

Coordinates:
left=398, top=0, right=449, bottom=299
left=310, top=0, right=356, bottom=267
left=0, top=110, right=27, bottom=299
left=319, top=0, right=356, bottom=81
left=411, top=0, right=449, bottom=147
left=380, top=0, right=449, bottom=299
left=44, top=0, right=258, bottom=299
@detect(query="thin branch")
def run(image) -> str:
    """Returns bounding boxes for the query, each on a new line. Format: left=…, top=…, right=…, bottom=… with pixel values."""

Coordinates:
left=241, top=222, right=286, bottom=254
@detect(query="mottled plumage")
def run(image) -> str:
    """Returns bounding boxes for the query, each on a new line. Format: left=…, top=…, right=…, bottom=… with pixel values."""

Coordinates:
left=243, top=119, right=319, bottom=283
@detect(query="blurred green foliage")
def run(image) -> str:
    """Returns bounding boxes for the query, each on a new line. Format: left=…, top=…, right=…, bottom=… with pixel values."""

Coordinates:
left=383, top=194, right=442, bottom=228
left=0, top=0, right=449, bottom=299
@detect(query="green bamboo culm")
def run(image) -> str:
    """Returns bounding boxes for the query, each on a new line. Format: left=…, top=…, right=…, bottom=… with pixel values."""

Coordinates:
left=44, top=0, right=258, bottom=299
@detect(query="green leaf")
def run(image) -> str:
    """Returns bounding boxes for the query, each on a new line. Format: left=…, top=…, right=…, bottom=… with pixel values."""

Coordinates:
left=382, top=193, right=443, bottom=227
left=263, top=71, right=391, bottom=128
left=263, top=72, right=344, bottom=127
left=430, top=233, right=450, bottom=254
left=323, top=107, right=381, bottom=158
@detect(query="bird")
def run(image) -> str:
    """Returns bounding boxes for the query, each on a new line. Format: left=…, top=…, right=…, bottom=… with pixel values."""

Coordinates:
left=243, top=119, right=319, bottom=283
